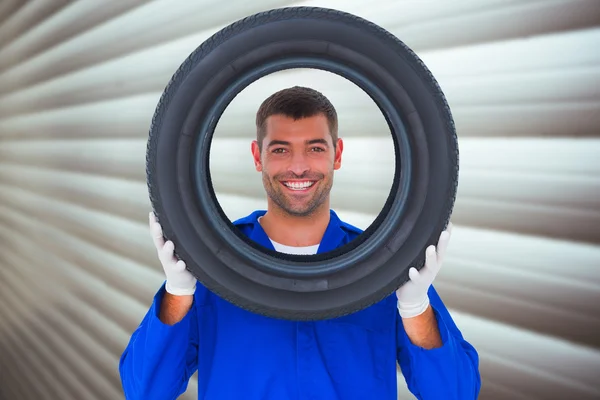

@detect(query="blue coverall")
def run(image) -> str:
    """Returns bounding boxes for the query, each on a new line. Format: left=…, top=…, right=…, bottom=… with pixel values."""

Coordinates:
left=119, top=210, right=481, bottom=399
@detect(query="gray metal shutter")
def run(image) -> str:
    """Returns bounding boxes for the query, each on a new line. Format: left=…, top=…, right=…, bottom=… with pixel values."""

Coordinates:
left=0, top=1, right=599, bottom=399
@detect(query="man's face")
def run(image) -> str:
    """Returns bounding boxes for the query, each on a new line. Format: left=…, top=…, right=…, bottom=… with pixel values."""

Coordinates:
left=251, top=114, right=343, bottom=217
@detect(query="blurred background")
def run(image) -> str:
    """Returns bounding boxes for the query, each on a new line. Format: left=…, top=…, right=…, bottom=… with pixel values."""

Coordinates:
left=0, top=0, right=599, bottom=399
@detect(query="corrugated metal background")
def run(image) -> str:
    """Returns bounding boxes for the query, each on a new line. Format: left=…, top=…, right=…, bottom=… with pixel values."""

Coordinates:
left=0, top=1, right=599, bottom=399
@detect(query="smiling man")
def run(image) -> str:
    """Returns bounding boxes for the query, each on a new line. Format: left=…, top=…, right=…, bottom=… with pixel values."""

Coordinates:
left=249, top=89, right=343, bottom=249
left=119, top=86, right=481, bottom=400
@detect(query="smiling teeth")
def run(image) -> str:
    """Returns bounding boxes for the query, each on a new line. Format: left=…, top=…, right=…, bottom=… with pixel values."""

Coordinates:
left=284, top=181, right=314, bottom=190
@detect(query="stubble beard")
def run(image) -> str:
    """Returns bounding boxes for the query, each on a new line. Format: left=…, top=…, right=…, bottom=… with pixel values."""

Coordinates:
left=263, top=171, right=333, bottom=217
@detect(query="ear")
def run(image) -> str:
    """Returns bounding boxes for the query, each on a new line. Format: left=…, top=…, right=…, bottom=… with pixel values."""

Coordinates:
left=333, top=138, right=343, bottom=170
left=251, top=140, right=262, bottom=172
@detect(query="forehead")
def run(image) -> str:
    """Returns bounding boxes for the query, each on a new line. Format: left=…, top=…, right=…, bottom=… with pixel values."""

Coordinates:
left=264, top=114, right=331, bottom=141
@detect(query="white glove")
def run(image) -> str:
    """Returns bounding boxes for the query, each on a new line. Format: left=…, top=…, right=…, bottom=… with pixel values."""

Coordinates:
left=396, top=223, right=452, bottom=318
left=149, top=212, right=196, bottom=296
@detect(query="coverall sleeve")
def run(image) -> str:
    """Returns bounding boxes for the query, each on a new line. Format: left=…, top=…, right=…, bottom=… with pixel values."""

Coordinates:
left=396, top=285, right=481, bottom=399
left=119, top=283, right=200, bottom=400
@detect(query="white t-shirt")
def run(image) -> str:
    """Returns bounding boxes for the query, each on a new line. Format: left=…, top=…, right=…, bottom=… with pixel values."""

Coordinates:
left=270, top=239, right=319, bottom=255
left=258, top=216, right=320, bottom=255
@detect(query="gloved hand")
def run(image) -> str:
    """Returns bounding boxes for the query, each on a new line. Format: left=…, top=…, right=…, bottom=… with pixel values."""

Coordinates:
left=149, top=211, right=196, bottom=296
left=396, top=223, right=452, bottom=318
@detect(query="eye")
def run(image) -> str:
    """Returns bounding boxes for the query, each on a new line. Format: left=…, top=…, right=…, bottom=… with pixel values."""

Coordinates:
left=310, top=147, right=325, bottom=152
left=272, top=148, right=287, bottom=153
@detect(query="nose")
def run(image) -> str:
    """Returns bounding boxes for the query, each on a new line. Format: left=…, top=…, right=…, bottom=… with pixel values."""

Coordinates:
left=288, top=151, right=310, bottom=176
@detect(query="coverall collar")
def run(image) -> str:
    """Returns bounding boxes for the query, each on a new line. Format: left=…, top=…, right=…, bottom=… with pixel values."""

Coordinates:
left=241, top=209, right=347, bottom=254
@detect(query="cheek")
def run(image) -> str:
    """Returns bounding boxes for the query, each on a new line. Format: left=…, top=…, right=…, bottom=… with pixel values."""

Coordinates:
left=313, top=153, right=335, bottom=169
left=260, top=161, right=278, bottom=178
left=263, top=154, right=289, bottom=170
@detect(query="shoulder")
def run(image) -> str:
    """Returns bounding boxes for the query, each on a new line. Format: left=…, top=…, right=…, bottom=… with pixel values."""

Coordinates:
left=231, top=210, right=265, bottom=233
left=330, top=210, right=364, bottom=240
left=339, top=219, right=363, bottom=237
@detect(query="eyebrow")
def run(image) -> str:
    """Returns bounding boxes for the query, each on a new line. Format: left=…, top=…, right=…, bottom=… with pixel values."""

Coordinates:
left=267, top=138, right=330, bottom=148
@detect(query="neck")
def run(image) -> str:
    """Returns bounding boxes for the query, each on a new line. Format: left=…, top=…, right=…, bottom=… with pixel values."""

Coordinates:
left=260, top=200, right=330, bottom=247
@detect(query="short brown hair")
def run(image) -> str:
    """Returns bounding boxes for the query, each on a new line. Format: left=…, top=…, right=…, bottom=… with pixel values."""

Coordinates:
left=255, top=86, right=338, bottom=149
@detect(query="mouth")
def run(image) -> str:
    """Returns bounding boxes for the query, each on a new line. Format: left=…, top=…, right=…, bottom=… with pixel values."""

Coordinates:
left=280, top=180, right=316, bottom=192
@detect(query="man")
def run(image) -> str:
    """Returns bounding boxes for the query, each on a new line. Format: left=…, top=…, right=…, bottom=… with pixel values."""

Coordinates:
left=119, top=86, right=480, bottom=399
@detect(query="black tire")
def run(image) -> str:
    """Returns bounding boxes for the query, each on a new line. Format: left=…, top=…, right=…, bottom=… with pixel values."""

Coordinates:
left=146, top=6, right=458, bottom=321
